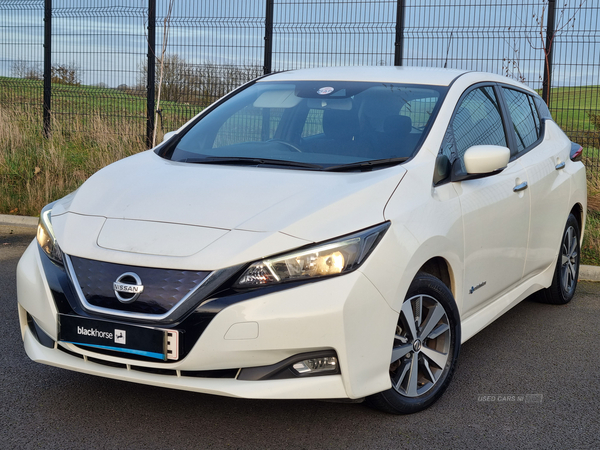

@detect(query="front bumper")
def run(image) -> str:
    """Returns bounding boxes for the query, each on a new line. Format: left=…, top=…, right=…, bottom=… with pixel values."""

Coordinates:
left=17, top=240, right=398, bottom=399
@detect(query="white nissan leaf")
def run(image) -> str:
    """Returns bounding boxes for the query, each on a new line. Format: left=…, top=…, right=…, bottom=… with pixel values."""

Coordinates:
left=17, top=67, right=586, bottom=414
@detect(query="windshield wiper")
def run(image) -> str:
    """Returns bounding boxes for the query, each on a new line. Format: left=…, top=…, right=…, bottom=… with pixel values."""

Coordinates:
left=182, top=156, right=323, bottom=170
left=324, top=157, right=409, bottom=172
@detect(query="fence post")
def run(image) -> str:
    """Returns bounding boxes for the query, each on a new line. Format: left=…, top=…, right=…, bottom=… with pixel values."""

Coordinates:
left=542, top=0, right=557, bottom=104
left=146, top=0, right=156, bottom=148
left=263, top=0, right=274, bottom=75
left=394, top=0, right=405, bottom=66
left=43, top=0, right=52, bottom=138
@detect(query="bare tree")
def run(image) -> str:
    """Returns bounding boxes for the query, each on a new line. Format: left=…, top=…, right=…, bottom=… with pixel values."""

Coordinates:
left=12, top=59, right=82, bottom=85
left=504, top=0, right=586, bottom=93
left=139, top=54, right=195, bottom=103
left=502, top=37, right=527, bottom=83
left=51, top=63, right=82, bottom=85
left=529, top=0, right=586, bottom=100
left=11, top=60, right=42, bottom=80
left=139, top=57, right=262, bottom=106
left=153, top=0, right=176, bottom=146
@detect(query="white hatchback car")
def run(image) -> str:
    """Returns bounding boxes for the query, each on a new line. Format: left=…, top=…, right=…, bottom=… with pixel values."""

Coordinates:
left=18, top=67, right=586, bottom=414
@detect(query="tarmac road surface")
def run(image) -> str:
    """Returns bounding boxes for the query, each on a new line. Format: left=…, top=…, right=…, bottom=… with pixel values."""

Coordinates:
left=1, top=224, right=598, bottom=449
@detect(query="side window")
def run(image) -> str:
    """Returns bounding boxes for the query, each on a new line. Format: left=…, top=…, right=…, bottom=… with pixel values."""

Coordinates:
left=400, top=96, right=439, bottom=130
left=502, top=87, right=542, bottom=153
left=301, top=109, right=324, bottom=138
left=440, top=86, right=507, bottom=170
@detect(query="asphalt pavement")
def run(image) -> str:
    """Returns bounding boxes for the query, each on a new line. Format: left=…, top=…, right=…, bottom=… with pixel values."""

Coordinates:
left=1, top=224, right=599, bottom=449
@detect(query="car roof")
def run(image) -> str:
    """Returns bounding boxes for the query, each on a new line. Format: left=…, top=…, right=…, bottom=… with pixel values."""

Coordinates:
left=261, top=66, right=470, bottom=86
left=261, top=67, right=539, bottom=95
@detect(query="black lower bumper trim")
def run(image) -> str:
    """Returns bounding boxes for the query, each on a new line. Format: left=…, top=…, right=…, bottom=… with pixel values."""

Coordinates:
left=237, top=350, right=339, bottom=380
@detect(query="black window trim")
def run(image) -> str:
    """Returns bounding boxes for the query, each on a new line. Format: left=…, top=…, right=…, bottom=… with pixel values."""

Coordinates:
left=534, top=95, right=553, bottom=121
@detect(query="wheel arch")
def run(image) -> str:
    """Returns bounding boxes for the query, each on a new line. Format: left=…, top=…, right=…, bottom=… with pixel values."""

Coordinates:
left=570, top=202, right=584, bottom=243
left=417, top=257, right=455, bottom=298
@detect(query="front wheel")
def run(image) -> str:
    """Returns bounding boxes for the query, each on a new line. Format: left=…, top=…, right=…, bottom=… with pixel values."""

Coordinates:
left=367, top=273, right=461, bottom=414
left=536, top=213, right=580, bottom=305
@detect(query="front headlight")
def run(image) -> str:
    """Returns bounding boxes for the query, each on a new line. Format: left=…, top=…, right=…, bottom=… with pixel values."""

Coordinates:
left=235, top=222, right=390, bottom=288
left=36, top=202, right=64, bottom=265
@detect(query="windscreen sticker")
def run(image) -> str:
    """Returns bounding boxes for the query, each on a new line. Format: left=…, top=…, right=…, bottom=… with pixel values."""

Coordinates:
left=317, top=86, right=335, bottom=95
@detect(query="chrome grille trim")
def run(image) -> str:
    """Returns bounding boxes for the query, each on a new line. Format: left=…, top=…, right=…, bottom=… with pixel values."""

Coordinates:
left=64, top=254, right=219, bottom=323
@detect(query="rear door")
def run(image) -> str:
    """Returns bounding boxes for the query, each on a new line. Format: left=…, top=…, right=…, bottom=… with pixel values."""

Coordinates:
left=498, top=87, right=571, bottom=278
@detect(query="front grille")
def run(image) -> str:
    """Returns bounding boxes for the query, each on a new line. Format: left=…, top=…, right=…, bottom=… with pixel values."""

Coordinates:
left=69, top=256, right=210, bottom=315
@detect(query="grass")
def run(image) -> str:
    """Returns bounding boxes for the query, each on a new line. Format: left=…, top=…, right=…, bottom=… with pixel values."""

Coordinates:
left=582, top=210, right=600, bottom=266
left=582, top=171, right=600, bottom=266
left=548, top=85, right=600, bottom=133
left=0, top=76, right=204, bottom=136
left=1, top=77, right=599, bottom=265
left=0, top=104, right=147, bottom=216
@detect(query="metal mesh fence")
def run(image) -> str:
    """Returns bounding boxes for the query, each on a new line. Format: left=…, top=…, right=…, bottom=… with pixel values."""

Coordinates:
left=0, top=0, right=598, bottom=170
left=50, top=0, right=147, bottom=135
left=0, top=0, right=44, bottom=115
left=271, top=0, right=396, bottom=70
left=403, top=1, right=546, bottom=85
left=552, top=2, right=600, bottom=173
left=154, top=0, right=265, bottom=138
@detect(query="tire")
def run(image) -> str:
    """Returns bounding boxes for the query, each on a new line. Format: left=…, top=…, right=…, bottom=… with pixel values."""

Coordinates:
left=536, top=213, right=580, bottom=305
left=366, top=273, right=461, bottom=414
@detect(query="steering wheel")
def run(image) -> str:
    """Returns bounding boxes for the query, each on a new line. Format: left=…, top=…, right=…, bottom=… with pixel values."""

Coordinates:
left=267, top=139, right=303, bottom=152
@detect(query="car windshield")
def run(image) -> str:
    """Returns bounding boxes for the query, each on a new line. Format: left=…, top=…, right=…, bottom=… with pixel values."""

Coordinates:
left=161, top=80, right=448, bottom=171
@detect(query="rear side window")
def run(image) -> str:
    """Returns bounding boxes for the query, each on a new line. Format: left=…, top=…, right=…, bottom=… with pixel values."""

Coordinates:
left=301, top=109, right=324, bottom=138
left=502, top=88, right=542, bottom=153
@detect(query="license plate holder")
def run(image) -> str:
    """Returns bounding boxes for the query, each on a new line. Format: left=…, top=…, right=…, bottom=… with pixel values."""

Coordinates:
left=58, top=314, right=178, bottom=361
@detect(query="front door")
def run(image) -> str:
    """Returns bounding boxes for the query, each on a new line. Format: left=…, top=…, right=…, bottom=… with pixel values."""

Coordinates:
left=439, top=84, right=530, bottom=315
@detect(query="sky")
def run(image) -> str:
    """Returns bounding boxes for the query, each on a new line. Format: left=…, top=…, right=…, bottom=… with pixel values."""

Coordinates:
left=0, top=0, right=598, bottom=90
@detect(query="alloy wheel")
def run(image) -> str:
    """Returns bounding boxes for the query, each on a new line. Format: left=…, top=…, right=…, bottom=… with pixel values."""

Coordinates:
left=560, top=225, right=579, bottom=295
left=390, top=294, right=452, bottom=397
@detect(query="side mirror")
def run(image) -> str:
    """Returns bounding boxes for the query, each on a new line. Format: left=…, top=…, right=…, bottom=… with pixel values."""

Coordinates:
left=162, top=131, right=176, bottom=143
left=450, top=145, right=511, bottom=182
left=463, top=145, right=510, bottom=174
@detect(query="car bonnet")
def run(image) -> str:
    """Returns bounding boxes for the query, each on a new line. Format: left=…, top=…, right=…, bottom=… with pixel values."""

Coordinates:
left=50, top=150, right=405, bottom=268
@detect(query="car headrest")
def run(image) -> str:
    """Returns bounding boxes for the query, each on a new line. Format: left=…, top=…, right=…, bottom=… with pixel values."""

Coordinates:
left=323, top=109, right=359, bottom=141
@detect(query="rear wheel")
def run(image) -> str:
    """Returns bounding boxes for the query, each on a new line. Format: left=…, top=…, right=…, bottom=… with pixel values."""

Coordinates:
left=367, top=273, right=460, bottom=414
left=536, top=213, right=580, bottom=305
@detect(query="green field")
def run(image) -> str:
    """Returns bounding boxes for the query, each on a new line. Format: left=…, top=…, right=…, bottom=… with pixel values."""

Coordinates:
left=0, top=77, right=205, bottom=136
left=1, top=76, right=599, bottom=139
left=547, top=85, right=600, bottom=133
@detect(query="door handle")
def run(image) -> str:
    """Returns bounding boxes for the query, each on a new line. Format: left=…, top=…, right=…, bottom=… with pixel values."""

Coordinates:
left=513, top=181, right=528, bottom=192
left=555, top=161, right=566, bottom=170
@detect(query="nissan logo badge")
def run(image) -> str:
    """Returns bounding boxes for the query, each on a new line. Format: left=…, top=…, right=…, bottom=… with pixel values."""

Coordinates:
left=113, top=272, right=144, bottom=303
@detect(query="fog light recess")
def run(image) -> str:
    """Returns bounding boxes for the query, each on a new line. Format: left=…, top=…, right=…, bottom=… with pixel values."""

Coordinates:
left=292, top=356, right=338, bottom=375
left=237, top=351, right=340, bottom=380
